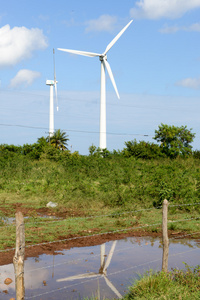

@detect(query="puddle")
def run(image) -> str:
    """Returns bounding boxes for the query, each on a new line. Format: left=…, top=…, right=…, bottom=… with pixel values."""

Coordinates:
left=0, top=236, right=200, bottom=299
left=37, top=214, right=62, bottom=220
left=1, top=215, right=61, bottom=225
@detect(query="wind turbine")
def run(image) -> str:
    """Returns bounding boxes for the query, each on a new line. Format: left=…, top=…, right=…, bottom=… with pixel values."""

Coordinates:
left=57, top=241, right=122, bottom=298
left=58, top=20, right=133, bottom=150
left=46, top=48, right=58, bottom=138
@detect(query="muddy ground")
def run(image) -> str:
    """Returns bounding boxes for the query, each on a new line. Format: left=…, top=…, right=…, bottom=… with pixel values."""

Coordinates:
left=0, top=203, right=199, bottom=266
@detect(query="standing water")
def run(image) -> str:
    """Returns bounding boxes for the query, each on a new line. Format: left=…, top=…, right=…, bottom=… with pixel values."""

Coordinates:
left=0, top=236, right=200, bottom=299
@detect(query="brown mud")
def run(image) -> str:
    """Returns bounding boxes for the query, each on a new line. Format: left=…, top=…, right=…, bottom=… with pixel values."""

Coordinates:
left=0, top=203, right=199, bottom=266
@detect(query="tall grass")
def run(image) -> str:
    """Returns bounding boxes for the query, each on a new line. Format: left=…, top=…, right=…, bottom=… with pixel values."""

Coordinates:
left=1, top=151, right=200, bottom=212
left=124, top=264, right=200, bottom=300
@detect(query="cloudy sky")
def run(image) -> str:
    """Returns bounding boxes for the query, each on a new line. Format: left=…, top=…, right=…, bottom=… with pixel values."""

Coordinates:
left=0, top=0, right=200, bottom=154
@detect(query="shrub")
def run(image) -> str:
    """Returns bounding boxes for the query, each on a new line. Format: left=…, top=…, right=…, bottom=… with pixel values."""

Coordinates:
left=123, top=139, right=165, bottom=159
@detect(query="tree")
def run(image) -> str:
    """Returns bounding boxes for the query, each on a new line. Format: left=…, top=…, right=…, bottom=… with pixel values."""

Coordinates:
left=123, top=139, right=165, bottom=159
left=154, top=124, right=195, bottom=158
left=48, top=129, right=69, bottom=151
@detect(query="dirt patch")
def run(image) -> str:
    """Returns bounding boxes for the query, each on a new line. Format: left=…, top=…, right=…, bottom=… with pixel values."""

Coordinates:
left=1, top=202, right=86, bottom=218
left=0, top=230, right=198, bottom=266
left=1, top=204, right=200, bottom=266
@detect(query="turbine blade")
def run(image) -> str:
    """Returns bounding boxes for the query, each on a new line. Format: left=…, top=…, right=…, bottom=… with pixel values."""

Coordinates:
left=104, top=20, right=133, bottom=55
left=104, top=276, right=123, bottom=298
left=58, top=48, right=101, bottom=57
left=57, top=272, right=99, bottom=282
left=104, top=59, right=120, bottom=99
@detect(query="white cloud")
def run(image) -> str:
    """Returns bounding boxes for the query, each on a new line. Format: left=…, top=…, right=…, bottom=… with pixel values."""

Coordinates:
left=130, top=0, right=200, bottom=19
left=9, top=69, right=41, bottom=88
left=0, top=24, right=48, bottom=68
left=160, top=22, right=200, bottom=33
left=85, top=15, right=118, bottom=33
left=176, top=77, right=200, bottom=89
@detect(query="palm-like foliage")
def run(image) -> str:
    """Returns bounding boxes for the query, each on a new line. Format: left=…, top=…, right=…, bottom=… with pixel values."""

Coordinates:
left=49, top=129, right=69, bottom=151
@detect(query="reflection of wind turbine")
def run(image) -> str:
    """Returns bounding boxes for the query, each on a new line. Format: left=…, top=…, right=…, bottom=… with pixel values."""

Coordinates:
left=58, top=20, right=133, bottom=150
left=57, top=241, right=122, bottom=298
left=46, top=49, right=58, bottom=138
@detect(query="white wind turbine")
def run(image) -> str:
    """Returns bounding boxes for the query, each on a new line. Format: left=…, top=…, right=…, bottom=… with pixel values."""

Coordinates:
left=58, top=20, right=133, bottom=150
left=46, top=48, right=58, bottom=138
left=57, top=241, right=122, bottom=298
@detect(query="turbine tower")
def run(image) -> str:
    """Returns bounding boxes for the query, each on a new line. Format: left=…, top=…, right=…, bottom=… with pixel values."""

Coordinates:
left=58, top=20, right=133, bottom=150
left=46, top=49, right=58, bottom=138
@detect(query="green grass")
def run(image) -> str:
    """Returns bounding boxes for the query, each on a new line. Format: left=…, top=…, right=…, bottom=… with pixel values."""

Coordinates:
left=0, top=208, right=199, bottom=250
left=0, top=154, right=200, bottom=249
left=1, top=152, right=200, bottom=299
left=123, top=264, right=200, bottom=300
left=84, top=265, right=200, bottom=300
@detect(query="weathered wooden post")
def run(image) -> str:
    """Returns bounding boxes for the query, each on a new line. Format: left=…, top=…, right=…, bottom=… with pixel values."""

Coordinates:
left=13, top=212, right=25, bottom=300
left=162, top=199, right=169, bottom=272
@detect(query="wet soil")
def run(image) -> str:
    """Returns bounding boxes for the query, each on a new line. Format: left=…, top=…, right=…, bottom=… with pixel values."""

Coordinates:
left=0, top=203, right=199, bottom=266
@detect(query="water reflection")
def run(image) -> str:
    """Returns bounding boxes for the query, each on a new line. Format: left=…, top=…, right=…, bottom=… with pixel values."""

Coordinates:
left=0, top=237, right=199, bottom=300
left=57, top=241, right=122, bottom=298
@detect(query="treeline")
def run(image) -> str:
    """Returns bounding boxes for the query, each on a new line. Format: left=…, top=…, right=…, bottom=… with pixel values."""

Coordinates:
left=1, top=123, right=200, bottom=160
left=1, top=139, right=200, bottom=210
left=1, top=139, right=200, bottom=161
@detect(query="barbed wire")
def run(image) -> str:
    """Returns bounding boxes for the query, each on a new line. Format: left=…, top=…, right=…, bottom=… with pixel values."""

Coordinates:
left=0, top=221, right=163, bottom=253
left=24, top=247, right=200, bottom=299
left=170, top=231, right=200, bottom=240
left=21, top=235, right=197, bottom=282
left=168, top=217, right=199, bottom=224
left=25, top=275, right=104, bottom=299
left=1, top=216, right=200, bottom=253
left=26, top=240, right=161, bottom=274
left=107, top=247, right=199, bottom=277
left=169, top=202, right=200, bottom=208
left=1, top=201, right=199, bottom=229
left=1, top=206, right=161, bottom=227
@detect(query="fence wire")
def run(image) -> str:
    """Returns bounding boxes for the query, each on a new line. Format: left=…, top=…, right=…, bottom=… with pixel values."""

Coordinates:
left=1, top=215, right=199, bottom=253
left=24, top=246, right=200, bottom=300
left=1, top=202, right=200, bottom=229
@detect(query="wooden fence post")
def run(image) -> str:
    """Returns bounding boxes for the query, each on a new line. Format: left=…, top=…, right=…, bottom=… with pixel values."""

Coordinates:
left=162, top=199, right=169, bottom=272
left=13, top=212, right=25, bottom=300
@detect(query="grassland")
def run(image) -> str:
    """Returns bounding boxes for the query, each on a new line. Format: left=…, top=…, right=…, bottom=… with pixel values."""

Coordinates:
left=0, top=150, right=200, bottom=250
left=1, top=148, right=200, bottom=299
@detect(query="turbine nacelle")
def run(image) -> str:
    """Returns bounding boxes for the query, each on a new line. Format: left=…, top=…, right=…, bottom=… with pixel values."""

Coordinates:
left=99, top=54, right=107, bottom=62
left=46, top=80, right=58, bottom=86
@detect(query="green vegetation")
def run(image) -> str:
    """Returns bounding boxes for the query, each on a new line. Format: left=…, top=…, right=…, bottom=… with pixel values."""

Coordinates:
left=0, top=125, right=200, bottom=299
left=154, top=123, right=195, bottom=158
left=0, top=140, right=200, bottom=249
left=85, top=264, right=200, bottom=300
left=47, top=129, right=69, bottom=150
left=123, top=264, right=200, bottom=300
left=0, top=124, right=199, bottom=250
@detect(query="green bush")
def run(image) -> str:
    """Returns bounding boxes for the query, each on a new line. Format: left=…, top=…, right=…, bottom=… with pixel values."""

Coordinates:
left=123, top=139, right=165, bottom=159
left=193, top=150, right=200, bottom=159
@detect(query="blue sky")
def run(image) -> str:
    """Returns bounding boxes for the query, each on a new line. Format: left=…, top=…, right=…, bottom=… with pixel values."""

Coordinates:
left=0, top=0, right=200, bottom=154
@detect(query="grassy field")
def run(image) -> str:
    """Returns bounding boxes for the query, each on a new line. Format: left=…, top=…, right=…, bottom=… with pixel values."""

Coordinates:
left=1, top=149, right=200, bottom=299
left=0, top=151, right=200, bottom=250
